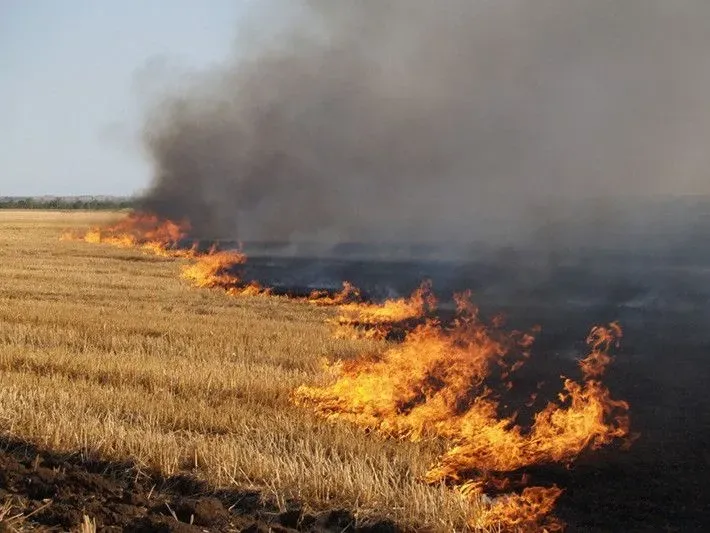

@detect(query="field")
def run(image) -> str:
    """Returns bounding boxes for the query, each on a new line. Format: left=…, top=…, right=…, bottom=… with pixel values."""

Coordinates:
left=2, top=210, right=709, bottom=532
left=0, top=210, right=478, bottom=531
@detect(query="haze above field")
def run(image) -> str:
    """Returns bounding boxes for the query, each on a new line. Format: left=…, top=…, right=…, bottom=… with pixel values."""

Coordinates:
left=140, top=0, right=710, bottom=244
left=3, top=1, right=710, bottom=246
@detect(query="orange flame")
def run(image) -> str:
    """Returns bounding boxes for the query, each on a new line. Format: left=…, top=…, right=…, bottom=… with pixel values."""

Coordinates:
left=65, top=213, right=633, bottom=528
left=62, top=212, right=196, bottom=258
left=333, top=280, right=437, bottom=339
left=66, top=213, right=269, bottom=296
left=308, top=281, right=362, bottom=306
left=293, top=292, right=630, bottom=530
left=472, top=485, right=564, bottom=531
left=181, top=248, right=269, bottom=296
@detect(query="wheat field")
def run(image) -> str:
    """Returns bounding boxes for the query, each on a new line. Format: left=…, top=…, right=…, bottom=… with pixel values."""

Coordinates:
left=0, top=210, right=479, bottom=531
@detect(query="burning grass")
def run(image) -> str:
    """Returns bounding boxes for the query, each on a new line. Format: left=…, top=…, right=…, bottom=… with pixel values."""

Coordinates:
left=331, top=279, right=437, bottom=340
left=61, top=211, right=198, bottom=258
left=0, top=210, right=478, bottom=531
left=294, top=298, right=630, bottom=531
left=1, top=210, right=633, bottom=531
left=180, top=248, right=270, bottom=296
left=308, top=281, right=362, bottom=306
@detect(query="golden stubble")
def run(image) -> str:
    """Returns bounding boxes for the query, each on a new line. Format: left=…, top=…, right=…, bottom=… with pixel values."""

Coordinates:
left=0, top=210, right=482, bottom=532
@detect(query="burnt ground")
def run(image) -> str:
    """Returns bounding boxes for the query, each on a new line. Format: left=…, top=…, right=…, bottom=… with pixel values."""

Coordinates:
left=0, top=436, right=397, bottom=532
left=230, top=244, right=710, bottom=532
left=3, top=244, right=709, bottom=532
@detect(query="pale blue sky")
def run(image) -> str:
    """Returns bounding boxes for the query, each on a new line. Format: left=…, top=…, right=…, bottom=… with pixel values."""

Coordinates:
left=0, top=0, right=254, bottom=196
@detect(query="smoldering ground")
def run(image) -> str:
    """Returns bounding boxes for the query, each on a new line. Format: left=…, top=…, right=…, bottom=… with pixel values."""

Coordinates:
left=139, top=0, right=710, bottom=247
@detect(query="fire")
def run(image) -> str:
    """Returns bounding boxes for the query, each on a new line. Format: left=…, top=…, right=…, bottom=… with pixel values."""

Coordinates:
left=293, top=293, right=630, bottom=530
left=333, top=280, right=437, bottom=339
left=65, top=212, right=268, bottom=295
left=308, top=281, right=362, bottom=306
left=62, top=212, right=196, bottom=258
left=181, top=249, right=269, bottom=296
left=64, top=212, right=272, bottom=296
left=472, top=486, right=564, bottom=531
left=65, top=212, right=633, bottom=529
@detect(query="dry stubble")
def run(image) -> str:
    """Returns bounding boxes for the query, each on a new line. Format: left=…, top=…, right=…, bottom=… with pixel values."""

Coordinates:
left=0, top=210, right=479, bottom=531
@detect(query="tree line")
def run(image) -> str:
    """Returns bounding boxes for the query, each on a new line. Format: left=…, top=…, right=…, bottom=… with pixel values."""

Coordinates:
left=0, top=197, right=136, bottom=210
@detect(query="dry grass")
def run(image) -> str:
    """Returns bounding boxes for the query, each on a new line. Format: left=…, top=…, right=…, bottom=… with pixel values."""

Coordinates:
left=0, top=495, right=53, bottom=532
left=78, top=515, right=97, bottom=533
left=0, top=210, right=480, bottom=531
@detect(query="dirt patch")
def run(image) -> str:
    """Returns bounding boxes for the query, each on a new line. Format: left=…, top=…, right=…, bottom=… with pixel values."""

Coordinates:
left=0, top=436, right=398, bottom=532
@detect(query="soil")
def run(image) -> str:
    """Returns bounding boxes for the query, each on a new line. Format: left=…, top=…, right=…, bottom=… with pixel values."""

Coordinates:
left=0, top=436, right=397, bottom=533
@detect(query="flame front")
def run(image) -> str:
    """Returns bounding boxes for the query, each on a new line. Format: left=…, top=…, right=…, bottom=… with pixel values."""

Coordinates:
left=62, top=212, right=196, bottom=257
left=65, top=213, right=633, bottom=530
left=181, top=249, right=269, bottom=296
left=332, top=280, right=437, bottom=339
left=66, top=212, right=269, bottom=295
left=293, top=294, right=630, bottom=530
left=308, top=281, right=362, bottom=306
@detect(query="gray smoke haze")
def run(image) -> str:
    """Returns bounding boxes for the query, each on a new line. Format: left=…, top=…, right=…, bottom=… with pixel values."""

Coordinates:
left=140, top=0, right=710, bottom=245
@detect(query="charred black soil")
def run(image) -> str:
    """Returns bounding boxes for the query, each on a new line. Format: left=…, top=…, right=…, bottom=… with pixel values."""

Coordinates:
left=4, top=244, right=709, bottom=531
left=228, top=246, right=710, bottom=532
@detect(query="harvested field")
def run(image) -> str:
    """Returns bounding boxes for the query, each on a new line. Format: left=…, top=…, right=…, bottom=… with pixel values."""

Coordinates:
left=1, top=210, right=709, bottom=532
left=0, top=211, right=471, bottom=531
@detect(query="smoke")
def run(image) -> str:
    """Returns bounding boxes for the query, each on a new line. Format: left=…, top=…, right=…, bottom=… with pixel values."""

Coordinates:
left=139, top=0, right=710, bottom=245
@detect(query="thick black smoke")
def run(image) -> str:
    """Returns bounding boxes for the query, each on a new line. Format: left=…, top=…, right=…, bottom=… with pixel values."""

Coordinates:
left=140, top=0, right=710, bottom=245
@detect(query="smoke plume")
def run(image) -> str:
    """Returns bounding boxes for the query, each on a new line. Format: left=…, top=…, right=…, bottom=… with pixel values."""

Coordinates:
left=140, top=0, right=710, bottom=245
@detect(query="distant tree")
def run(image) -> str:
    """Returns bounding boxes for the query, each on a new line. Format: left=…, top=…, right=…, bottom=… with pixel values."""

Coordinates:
left=0, top=197, right=137, bottom=210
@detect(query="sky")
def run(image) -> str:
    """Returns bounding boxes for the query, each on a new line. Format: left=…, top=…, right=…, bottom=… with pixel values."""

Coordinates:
left=0, top=0, right=253, bottom=196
